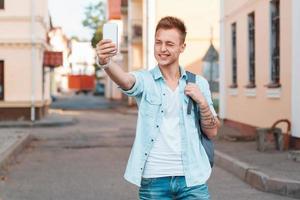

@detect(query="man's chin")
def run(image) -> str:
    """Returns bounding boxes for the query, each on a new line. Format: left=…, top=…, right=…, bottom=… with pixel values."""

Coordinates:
left=157, top=61, right=171, bottom=67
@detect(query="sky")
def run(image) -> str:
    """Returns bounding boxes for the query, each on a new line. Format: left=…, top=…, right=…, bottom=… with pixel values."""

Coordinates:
left=48, top=0, right=98, bottom=40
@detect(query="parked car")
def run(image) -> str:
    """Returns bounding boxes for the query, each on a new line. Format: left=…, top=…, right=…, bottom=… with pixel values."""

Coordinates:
left=93, top=82, right=105, bottom=96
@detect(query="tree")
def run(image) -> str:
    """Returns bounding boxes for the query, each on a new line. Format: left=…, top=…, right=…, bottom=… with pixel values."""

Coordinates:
left=91, top=26, right=104, bottom=48
left=82, top=1, right=107, bottom=48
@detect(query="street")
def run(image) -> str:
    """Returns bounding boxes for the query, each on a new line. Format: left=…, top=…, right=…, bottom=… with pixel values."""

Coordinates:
left=0, top=95, right=295, bottom=200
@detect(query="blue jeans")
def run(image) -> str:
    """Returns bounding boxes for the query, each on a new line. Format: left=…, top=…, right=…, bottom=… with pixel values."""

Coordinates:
left=139, top=176, right=210, bottom=200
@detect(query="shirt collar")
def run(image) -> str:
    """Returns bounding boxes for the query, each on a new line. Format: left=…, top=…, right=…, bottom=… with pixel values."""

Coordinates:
left=151, top=65, right=187, bottom=81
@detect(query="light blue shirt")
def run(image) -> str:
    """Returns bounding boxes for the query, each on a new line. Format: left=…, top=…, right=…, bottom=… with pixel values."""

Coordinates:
left=120, top=66, right=217, bottom=187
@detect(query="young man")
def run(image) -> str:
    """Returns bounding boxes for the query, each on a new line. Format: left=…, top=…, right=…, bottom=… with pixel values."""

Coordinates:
left=96, top=16, right=219, bottom=200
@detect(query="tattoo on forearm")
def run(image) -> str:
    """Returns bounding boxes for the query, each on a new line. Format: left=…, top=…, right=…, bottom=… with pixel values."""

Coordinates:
left=199, top=106, right=210, bottom=113
left=202, top=124, right=217, bottom=129
left=201, top=114, right=214, bottom=119
left=199, top=104, right=217, bottom=129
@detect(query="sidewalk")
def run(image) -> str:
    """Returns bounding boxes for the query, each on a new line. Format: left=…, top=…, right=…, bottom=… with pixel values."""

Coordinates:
left=215, top=125, right=300, bottom=199
left=0, top=110, right=77, bottom=128
left=0, top=110, right=77, bottom=179
left=0, top=131, right=32, bottom=173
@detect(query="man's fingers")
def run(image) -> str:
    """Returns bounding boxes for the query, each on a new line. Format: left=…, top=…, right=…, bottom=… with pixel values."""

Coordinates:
left=98, top=39, right=112, bottom=46
left=95, top=39, right=118, bottom=65
left=98, top=51, right=117, bottom=60
left=98, top=43, right=116, bottom=51
left=100, top=47, right=117, bottom=54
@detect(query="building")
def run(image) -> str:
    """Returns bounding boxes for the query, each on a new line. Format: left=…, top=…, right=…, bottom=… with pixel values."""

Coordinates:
left=68, top=40, right=95, bottom=76
left=202, top=41, right=219, bottom=95
left=47, top=26, right=71, bottom=94
left=219, top=0, right=300, bottom=148
left=0, top=0, right=51, bottom=121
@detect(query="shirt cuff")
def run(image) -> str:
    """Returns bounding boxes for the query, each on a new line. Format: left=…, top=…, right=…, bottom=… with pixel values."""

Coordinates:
left=119, top=72, right=139, bottom=96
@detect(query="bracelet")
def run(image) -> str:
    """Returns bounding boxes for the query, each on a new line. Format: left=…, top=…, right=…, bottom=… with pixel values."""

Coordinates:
left=96, top=56, right=111, bottom=70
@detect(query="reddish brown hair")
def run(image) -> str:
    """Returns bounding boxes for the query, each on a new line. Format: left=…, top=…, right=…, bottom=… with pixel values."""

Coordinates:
left=155, top=16, right=187, bottom=43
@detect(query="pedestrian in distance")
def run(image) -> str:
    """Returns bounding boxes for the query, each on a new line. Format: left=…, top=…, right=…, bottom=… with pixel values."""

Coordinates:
left=96, top=16, right=220, bottom=200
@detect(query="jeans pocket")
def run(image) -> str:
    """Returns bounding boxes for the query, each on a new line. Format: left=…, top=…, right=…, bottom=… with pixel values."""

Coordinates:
left=141, top=178, right=153, bottom=187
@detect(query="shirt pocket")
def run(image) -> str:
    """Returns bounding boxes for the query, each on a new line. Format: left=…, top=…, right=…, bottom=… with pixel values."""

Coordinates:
left=140, top=93, right=162, bottom=118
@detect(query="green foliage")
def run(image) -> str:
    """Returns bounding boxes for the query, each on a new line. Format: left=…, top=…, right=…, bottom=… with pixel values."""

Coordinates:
left=91, top=26, right=103, bottom=48
left=82, top=1, right=106, bottom=30
left=82, top=1, right=107, bottom=48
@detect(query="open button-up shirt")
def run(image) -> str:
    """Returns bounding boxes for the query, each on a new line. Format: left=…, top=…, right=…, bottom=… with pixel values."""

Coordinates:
left=120, top=66, right=217, bottom=187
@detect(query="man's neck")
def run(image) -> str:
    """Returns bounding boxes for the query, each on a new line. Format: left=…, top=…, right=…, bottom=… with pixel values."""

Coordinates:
left=158, top=63, right=181, bottom=81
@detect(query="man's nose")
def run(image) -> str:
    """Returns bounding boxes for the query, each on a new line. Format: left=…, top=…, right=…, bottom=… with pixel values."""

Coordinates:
left=160, top=44, right=167, bottom=52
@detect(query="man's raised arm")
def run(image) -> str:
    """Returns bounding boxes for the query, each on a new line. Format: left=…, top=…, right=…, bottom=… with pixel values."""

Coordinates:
left=96, top=39, right=135, bottom=90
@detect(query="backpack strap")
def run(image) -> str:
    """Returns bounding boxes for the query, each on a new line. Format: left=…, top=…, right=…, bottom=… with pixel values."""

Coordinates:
left=185, top=71, right=214, bottom=167
left=186, top=71, right=201, bottom=130
left=186, top=71, right=196, bottom=115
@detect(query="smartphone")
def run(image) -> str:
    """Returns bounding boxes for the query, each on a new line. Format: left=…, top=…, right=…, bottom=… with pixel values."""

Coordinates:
left=103, top=23, right=118, bottom=50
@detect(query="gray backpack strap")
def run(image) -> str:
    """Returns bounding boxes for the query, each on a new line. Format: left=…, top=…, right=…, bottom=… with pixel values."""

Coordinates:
left=186, top=71, right=196, bottom=115
left=186, top=71, right=214, bottom=167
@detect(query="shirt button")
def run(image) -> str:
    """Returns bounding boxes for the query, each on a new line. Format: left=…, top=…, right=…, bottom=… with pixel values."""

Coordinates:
left=151, top=139, right=154, bottom=142
left=156, top=125, right=159, bottom=128
left=161, top=110, right=164, bottom=113
left=140, top=168, right=143, bottom=170
left=163, top=93, right=166, bottom=96
left=145, top=153, right=148, bottom=156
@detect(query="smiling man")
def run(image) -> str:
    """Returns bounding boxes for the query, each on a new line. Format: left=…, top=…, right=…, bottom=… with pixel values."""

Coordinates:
left=96, top=16, right=219, bottom=200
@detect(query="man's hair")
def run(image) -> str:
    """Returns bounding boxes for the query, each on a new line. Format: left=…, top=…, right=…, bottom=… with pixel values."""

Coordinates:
left=155, top=16, right=187, bottom=43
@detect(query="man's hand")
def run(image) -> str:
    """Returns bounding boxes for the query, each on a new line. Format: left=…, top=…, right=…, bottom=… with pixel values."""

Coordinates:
left=94, top=39, right=136, bottom=91
left=184, top=83, right=208, bottom=107
left=96, top=39, right=117, bottom=65
left=185, top=83, right=219, bottom=138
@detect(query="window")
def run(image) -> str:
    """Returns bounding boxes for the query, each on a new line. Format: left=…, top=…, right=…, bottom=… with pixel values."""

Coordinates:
left=0, top=61, right=4, bottom=100
left=269, top=0, right=280, bottom=88
left=247, top=12, right=256, bottom=88
left=0, top=0, right=4, bottom=9
left=230, top=23, right=238, bottom=88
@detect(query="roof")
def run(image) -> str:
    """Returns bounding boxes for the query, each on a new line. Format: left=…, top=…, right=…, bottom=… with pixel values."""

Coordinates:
left=202, top=43, right=219, bottom=62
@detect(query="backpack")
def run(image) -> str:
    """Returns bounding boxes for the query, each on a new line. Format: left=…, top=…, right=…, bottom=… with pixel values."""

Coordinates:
left=186, top=71, right=214, bottom=167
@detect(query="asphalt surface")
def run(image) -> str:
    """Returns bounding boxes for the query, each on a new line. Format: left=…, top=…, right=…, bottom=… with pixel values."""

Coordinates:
left=0, top=95, right=296, bottom=200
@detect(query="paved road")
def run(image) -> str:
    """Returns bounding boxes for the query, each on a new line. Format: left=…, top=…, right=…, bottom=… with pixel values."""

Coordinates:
left=0, top=95, right=295, bottom=200
left=50, top=93, right=126, bottom=110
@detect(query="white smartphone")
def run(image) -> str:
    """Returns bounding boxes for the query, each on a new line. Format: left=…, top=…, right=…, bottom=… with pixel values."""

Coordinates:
left=103, top=23, right=118, bottom=50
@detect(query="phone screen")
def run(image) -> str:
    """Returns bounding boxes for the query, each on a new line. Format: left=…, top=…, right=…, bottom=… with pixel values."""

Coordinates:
left=103, top=23, right=118, bottom=47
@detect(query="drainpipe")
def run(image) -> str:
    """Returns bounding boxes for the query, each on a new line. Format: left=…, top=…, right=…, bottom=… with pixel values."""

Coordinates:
left=146, top=0, right=155, bottom=70
left=30, top=0, right=36, bottom=121
left=219, top=0, right=226, bottom=119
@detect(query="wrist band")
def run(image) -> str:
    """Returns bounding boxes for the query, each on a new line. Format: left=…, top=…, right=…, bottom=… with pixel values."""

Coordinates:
left=96, top=56, right=111, bottom=70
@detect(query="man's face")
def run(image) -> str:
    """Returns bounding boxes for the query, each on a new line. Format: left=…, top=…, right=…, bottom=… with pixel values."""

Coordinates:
left=154, top=28, right=186, bottom=67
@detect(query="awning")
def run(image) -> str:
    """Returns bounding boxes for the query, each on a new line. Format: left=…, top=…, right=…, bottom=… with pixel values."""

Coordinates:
left=43, top=51, right=63, bottom=68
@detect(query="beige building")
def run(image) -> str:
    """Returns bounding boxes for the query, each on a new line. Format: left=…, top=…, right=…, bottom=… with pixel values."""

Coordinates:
left=0, top=0, right=51, bottom=120
left=106, top=0, right=220, bottom=104
left=219, top=0, right=300, bottom=147
left=47, top=26, right=70, bottom=94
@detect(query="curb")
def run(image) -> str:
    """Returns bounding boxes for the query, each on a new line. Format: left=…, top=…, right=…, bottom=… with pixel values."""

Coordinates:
left=215, top=150, right=300, bottom=199
left=113, top=107, right=138, bottom=115
left=0, top=118, right=78, bottom=128
left=0, top=134, right=33, bottom=171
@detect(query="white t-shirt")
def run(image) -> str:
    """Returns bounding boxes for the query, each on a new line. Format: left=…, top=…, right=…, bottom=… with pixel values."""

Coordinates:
left=142, top=86, right=184, bottom=178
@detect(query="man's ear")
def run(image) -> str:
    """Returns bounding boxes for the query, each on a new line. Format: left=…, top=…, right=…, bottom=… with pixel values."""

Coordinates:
left=180, top=43, right=186, bottom=53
